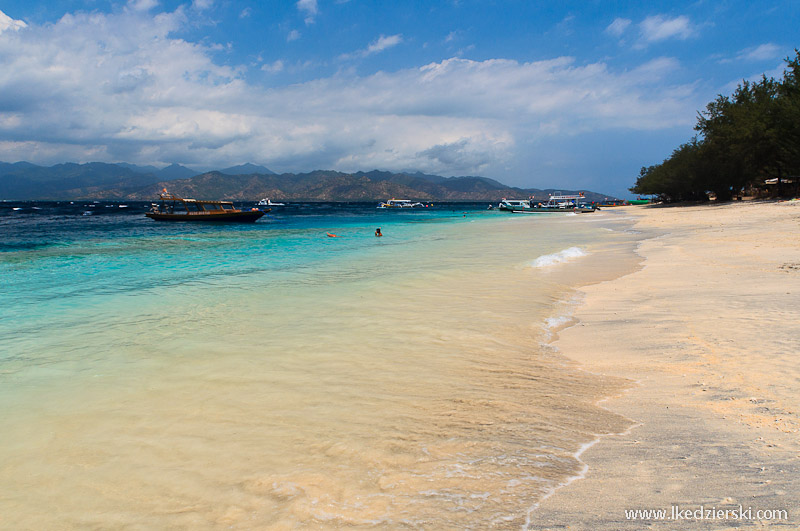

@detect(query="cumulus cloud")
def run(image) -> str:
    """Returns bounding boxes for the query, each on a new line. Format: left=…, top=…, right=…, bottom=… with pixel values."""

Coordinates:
left=0, top=9, right=27, bottom=32
left=417, top=137, right=510, bottom=174
left=297, top=0, right=317, bottom=25
left=640, top=15, right=693, bottom=43
left=287, top=29, right=301, bottom=41
left=0, top=7, right=700, bottom=176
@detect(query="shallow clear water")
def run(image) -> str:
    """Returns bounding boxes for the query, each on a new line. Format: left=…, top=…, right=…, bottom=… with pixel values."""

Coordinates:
left=1, top=202, right=640, bottom=528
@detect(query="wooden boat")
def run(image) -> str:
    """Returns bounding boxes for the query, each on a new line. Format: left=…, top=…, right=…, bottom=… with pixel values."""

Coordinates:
left=146, top=190, right=266, bottom=222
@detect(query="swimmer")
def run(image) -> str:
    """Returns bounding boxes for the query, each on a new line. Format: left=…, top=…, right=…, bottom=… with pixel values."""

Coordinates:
left=375, top=228, right=382, bottom=237
left=326, top=232, right=337, bottom=237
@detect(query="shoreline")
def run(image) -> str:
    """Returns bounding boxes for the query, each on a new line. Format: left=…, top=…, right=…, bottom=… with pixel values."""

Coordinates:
left=532, top=201, right=800, bottom=529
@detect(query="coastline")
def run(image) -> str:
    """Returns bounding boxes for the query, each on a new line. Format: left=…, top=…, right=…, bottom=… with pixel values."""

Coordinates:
left=532, top=201, right=800, bottom=529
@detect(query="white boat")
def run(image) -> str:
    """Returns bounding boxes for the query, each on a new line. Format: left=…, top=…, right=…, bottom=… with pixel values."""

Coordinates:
left=498, top=199, right=531, bottom=211
left=500, top=194, right=596, bottom=214
left=257, top=198, right=286, bottom=207
left=377, top=199, right=428, bottom=208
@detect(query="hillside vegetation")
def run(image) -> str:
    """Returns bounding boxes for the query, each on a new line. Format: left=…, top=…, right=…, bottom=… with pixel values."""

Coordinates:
left=0, top=164, right=612, bottom=203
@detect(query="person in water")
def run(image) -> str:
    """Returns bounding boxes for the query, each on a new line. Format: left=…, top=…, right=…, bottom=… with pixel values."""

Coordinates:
left=375, top=228, right=382, bottom=237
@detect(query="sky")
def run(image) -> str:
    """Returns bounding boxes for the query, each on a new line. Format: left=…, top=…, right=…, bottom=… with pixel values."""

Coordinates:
left=0, top=1, right=797, bottom=197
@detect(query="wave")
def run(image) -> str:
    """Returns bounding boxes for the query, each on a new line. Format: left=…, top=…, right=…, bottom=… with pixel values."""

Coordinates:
left=529, top=247, right=586, bottom=268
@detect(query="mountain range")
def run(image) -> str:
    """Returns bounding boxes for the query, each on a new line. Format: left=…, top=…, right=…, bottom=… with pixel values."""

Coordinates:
left=0, top=161, right=615, bottom=202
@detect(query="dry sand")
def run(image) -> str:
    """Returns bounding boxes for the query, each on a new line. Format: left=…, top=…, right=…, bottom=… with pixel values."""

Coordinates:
left=532, top=201, right=800, bottom=530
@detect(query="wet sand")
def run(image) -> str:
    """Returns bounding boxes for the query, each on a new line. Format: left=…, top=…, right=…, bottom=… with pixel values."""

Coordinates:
left=533, top=201, right=800, bottom=529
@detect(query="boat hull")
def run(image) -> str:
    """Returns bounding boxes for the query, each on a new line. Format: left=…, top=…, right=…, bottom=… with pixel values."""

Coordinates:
left=145, top=210, right=266, bottom=222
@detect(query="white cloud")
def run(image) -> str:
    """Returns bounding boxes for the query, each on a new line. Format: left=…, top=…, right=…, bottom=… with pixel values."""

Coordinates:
left=640, top=15, right=693, bottom=42
left=287, top=29, right=301, bottom=42
left=127, top=0, right=159, bottom=12
left=262, top=60, right=284, bottom=73
left=192, top=0, right=214, bottom=11
left=605, top=18, right=631, bottom=38
left=297, top=0, right=318, bottom=25
left=240, top=7, right=252, bottom=19
left=0, top=9, right=28, bottom=33
left=737, top=43, right=781, bottom=61
left=365, top=34, right=402, bottom=55
left=340, top=34, right=403, bottom=60
left=0, top=7, right=700, bottom=177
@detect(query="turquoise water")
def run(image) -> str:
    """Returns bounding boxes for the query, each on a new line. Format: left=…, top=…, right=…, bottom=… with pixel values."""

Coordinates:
left=1, top=202, right=639, bottom=528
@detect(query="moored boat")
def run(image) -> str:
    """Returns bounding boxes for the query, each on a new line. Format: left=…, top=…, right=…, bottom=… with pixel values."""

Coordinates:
left=146, top=190, right=266, bottom=222
left=377, top=199, right=429, bottom=208
left=501, top=193, right=597, bottom=214
left=257, top=198, right=286, bottom=207
left=498, top=199, right=532, bottom=211
left=597, top=199, right=628, bottom=207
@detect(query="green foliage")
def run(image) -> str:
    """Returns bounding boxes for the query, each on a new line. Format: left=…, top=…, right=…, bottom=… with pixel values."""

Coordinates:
left=631, top=50, right=800, bottom=201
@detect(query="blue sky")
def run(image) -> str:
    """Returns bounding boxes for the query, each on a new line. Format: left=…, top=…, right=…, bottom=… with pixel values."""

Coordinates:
left=0, top=1, right=797, bottom=196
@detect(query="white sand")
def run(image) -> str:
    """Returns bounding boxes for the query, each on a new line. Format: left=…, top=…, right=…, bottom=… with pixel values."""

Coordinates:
left=533, top=201, right=800, bottom=529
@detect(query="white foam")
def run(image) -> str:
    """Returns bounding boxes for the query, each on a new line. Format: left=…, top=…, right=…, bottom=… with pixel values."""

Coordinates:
left=543, top=315, right=572, bottom=331
left=529, top=247, right=586, bottom=268
left=523, top=439, right=599, bottom=529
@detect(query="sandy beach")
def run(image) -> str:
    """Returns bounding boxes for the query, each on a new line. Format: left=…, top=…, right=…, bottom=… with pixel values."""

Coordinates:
left=533, top=201, right=800, bottom=529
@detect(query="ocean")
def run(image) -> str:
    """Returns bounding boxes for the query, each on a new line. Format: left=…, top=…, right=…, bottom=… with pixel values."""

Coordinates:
left=0, top=201, right=642, bottom=529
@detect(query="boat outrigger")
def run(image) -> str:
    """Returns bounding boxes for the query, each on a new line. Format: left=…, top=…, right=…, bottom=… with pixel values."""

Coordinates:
left=146, top=190, right=266, bottom=222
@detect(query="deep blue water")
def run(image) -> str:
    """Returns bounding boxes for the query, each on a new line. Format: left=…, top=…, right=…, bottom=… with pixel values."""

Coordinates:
left=0, top=200, right=495, bottom=253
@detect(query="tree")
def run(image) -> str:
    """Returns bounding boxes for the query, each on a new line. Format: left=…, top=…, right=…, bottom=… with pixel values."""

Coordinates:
left=632, top=49, right=800, bottom=201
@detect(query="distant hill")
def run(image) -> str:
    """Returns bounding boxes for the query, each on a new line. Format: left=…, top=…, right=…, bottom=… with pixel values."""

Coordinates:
left=106, top=170, right=611, bottom=203
left=0, top=161, right=614, bottom=202
left=0, top=162, right=158, bottom=199
left=219, top=163, right=276, bottom=175
left=157, top=163, right=198, bottom=180
left=117, top=163, right=161, bottom=174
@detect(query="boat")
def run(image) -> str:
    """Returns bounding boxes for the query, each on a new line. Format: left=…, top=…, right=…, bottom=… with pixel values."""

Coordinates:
left=597, top=199, right=628, bottom=207
left=145, top=190, right=266, bottom=222
left=498, top=199, right=532, bottom=211
left=257, top=198, right=286, bottom=207
left=377, top=199, right=428, bottom=208
left=501, top=193, right=597, bottom=214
